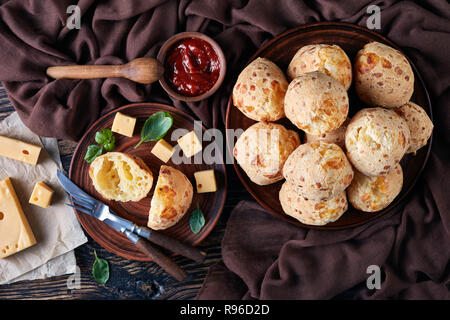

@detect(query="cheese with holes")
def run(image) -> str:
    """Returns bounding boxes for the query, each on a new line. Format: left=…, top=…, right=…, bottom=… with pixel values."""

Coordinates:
left=111, top=112, right=136, bottom=137
left=177, top=130, right=202, bottom=158
left=194, top=169, right=217, bottom=193
left=29, top=181, right=54, bottom=208
left=0, top=177, right=37, bottom=258
left=151, top=139, right=175, bottom=163
left=0, top=136, right=42, bottom=165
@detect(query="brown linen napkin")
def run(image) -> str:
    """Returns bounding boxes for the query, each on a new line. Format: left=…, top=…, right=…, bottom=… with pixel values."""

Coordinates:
left=2, top=0, right=446, bottom=142
left=198, top=199, right=450, bottom=299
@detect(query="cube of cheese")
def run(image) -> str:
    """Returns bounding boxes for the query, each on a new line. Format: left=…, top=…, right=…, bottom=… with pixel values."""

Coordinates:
left=0, top=136, right=42, bottom=165
left=194, top=170, right=217, bottom=193
left=177, top=130, right=202, bottom=158
left=0, top=177, right=37, bottom=258
left=29, top=181, right=54, bottom=208
left=111, top=112, right=136, bottom=137
left=151, top=139, right=175, bottom=163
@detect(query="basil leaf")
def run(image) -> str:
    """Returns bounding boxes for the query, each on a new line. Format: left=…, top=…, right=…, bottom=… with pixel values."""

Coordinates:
left=84, top=145, right=103, bottom=163
left=95, top=129, right=115, bottom=149
left=189, top=202, right=205, bottom=234
left=134, top=111, right=173, bottom=149
left=103, top=141, right=115, bottom=152
left=92, top=250, right=110, bottom=285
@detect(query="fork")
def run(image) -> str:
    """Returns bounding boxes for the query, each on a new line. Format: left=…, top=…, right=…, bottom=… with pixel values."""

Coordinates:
left=66, top=193, right=191, bottom=281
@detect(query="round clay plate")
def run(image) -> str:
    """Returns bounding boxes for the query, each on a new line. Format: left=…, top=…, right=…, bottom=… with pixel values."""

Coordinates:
left=70, top=103, right=227, bottom=261
left=226, top=22, right=432, bottom=230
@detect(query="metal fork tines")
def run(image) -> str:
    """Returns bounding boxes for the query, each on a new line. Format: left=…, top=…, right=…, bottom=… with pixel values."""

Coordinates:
left=66, top=193, right=107, bottom=220
left=65, top=193, right=188, bottom=281
left=65, top=191, right=206, bottom=264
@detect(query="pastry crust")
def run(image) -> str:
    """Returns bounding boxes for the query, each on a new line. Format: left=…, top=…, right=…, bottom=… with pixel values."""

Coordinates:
left=345, top=107, right=410, bottom=176
left=284, top=71, right=349, bottom=135
left=279, top=181, right=348, bottom=226
left=89, top=152, right=153, bottom=202
left=234, top=122, right=300, bottom=185
left=347, top=164, right=403, bottom=212
left=305, top=117, right=349, bottom=150
left=232, top=57, right=288, bottom=121
left=148, top=165, right=193, bottom=230
left=355, top=42, right=414, bottom=108
left=395, top=101, right=433, bottom=154
left=282, top=141, right=354, bottom=201
left=287, top=44, right=352, bottom=90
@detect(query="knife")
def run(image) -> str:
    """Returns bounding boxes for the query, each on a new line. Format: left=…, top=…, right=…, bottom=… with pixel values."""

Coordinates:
left=100, top=219, right=187, bottom=281
left=56, top=170, right=205, bottom=263
left=39, top=137, right=65, bottom=172
left=57, top=172, right=206, bottom=278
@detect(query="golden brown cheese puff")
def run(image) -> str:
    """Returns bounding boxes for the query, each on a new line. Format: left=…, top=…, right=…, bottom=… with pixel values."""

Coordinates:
left=354, top=42, right=414, bottom=108
left=279, top=181, right=348, bottom=226
left=282, top=141, right=354, bottom=201
left=234, top=122, right=300, bottom=185
left=345, top=107, right=410, bottom=177
left=284, top=71, right=349, bottom=135
left=347, top=164, right=403, bottom=212
left=232, top=57, right=288, bottom=121
left=287, top=44, right=352, bottom=90
left=395, top=101, right=433, bottom=154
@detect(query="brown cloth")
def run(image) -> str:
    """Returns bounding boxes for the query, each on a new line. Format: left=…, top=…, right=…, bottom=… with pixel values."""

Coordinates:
left=0, top=0, right=449, bottom=299
left=194, top=1, right=450, bottom=300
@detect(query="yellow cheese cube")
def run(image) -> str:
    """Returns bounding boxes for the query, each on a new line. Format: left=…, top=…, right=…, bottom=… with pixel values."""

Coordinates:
left=111, top=112, right=136, bottom=137
left=29, top=181, right=54, bottom=208
left=0, top=177, right=37, bottom=258
left=194, top=170, right=217, bottom=193
left=151, top=139, right=175, bottom=163
left=0, top=136, right=42, bottom=165
left=177, top=131, right=202, bottom=158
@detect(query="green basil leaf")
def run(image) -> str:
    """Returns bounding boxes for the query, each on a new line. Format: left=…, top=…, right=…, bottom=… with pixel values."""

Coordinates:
left=95, top=129, right=115, bottom=147
left=103, top=141, right=115, bottom=152
left=189, top=203, right=205, bottom=234
left=84, top=145, right=103, bottom=163
left=92, top=250, right=110, bottom=285
left=134, top=111, right=173, bottom=149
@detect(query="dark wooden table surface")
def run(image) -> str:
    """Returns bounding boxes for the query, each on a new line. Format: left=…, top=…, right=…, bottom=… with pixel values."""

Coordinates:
left=0, top=82, right=252, bottom=300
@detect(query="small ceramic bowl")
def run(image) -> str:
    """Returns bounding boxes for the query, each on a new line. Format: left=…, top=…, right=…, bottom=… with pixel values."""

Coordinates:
left=157, top=32, right=227, bottom=102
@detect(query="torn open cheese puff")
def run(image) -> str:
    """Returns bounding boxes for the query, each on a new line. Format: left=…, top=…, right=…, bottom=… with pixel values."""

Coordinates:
left=89, top=152, right=153, bottom=202
left=148, top=165, right=193, bottom=230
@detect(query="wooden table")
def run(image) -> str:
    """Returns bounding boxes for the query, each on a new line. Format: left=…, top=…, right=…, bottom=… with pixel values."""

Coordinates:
left=0, top=82, right=252, bottom=300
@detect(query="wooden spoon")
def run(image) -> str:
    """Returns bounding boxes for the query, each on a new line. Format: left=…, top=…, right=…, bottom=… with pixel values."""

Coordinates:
left=46, top=57, right=164, bottom=84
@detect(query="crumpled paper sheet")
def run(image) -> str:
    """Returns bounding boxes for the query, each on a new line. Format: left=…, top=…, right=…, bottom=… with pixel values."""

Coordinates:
left=0, top=112, right=88, bottom=284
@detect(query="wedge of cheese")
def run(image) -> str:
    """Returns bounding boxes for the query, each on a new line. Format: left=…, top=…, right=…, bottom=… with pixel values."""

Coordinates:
left=0, top=177, right=37, bottom=258
left=0, top=136, right=42, bottom=165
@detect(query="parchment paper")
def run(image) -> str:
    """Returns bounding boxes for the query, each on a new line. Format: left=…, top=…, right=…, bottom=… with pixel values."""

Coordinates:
left=0, top=112, right=87, bottom=285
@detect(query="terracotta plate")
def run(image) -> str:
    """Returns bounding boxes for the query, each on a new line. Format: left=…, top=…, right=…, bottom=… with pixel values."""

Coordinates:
left=70, top=103, right=227, bottom=260
left=226, top=22, right=432, bottom=230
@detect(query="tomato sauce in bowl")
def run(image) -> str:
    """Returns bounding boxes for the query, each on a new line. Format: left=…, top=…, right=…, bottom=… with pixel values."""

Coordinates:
left=164, top=38, right=221, bottom=97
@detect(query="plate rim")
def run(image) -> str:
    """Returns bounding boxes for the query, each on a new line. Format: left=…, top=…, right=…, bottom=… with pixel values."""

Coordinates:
left=69, top=102, right=228, bottom=260
left=225, top=21, right=433, bottom=230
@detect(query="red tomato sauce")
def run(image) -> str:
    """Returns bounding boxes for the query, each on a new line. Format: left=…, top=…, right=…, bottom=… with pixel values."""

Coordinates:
left=164, top=37, right=220, bottom=97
